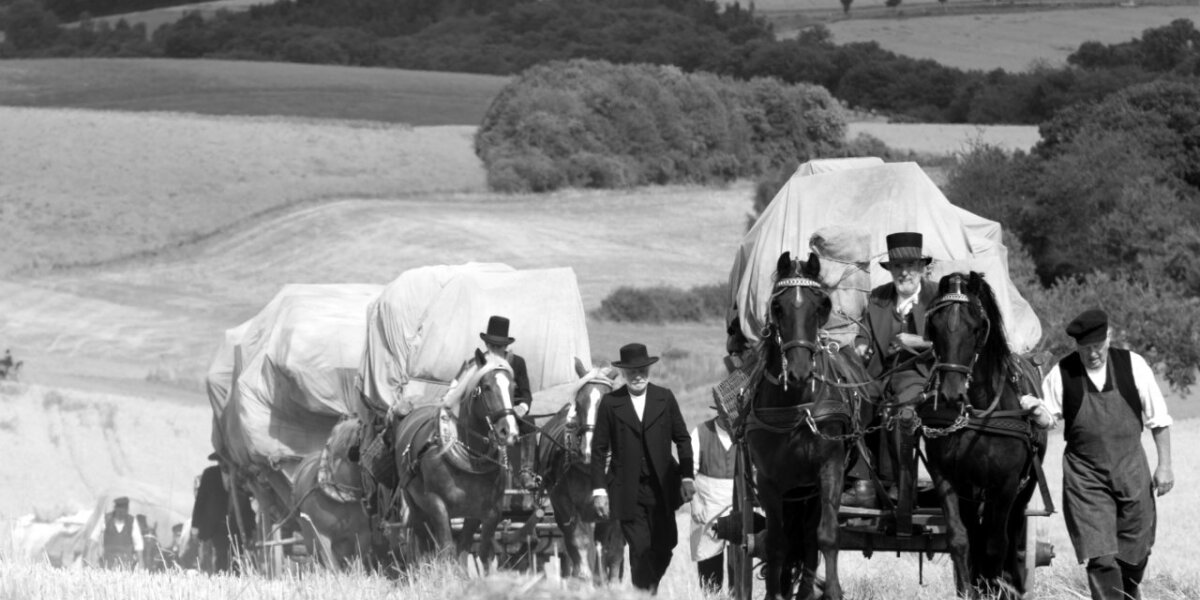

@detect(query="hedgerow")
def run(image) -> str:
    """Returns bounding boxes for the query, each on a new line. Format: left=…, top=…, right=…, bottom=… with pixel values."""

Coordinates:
left=476, top=59, right=844, bottom=192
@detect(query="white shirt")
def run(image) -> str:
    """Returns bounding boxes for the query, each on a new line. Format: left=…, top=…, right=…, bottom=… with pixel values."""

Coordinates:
left=895, top=284, right=921, bottom=318
left=690, top=423, right=732, bottom=476
left=631, top=391, right=646, bottom=421
left=1041, top=350, right=1173, bottom=429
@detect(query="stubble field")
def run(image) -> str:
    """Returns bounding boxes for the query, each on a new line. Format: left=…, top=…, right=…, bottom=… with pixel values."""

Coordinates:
left=0, top=59, right=1194, bottom=598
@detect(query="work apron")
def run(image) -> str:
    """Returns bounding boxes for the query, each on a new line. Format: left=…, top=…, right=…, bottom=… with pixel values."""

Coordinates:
left=1062, top=378, right=1156, bottom=564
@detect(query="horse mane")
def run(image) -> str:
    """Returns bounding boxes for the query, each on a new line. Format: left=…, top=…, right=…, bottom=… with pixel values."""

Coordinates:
left=939, top=271, right=1011, bottom=376
left=326, top=417, right=362, bottom=456
left=441, top=352, right=514, bottom=409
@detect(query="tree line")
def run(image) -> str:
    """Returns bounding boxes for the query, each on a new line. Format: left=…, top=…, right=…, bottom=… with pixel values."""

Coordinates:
left=1, top=0, right=1196, bottom=125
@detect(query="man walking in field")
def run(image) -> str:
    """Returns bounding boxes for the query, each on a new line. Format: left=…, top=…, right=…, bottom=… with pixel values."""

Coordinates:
left=591, top=342, right=695, bottom=594
left=93, top=496, right=142, bottom=569
left=1041, top=308, right=1174, bottom=600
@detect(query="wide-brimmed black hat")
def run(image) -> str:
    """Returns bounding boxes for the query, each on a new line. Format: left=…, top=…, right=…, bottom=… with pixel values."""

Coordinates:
left=612, top=343, right=659, bottom=369
left=1066, top=308, right=1108, bottom=345
left=880, top=232, right=933, bottom=269
left=480, top=315, right=515, bottom=346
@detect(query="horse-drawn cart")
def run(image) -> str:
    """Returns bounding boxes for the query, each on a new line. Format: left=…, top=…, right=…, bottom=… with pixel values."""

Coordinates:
left=718, top=159, right=1056, bottom=599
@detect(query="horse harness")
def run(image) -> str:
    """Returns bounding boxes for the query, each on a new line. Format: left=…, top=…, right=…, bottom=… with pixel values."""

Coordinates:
left=744, top=275, right=871, bottom=443
left=396, top=383, right=517, bottom=488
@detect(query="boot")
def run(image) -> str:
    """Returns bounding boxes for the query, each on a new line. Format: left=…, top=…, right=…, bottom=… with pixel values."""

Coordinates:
left=839, top=479, right=878, bottom=509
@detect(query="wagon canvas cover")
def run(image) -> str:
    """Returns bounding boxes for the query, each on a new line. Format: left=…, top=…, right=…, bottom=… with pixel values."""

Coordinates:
left=357, top=264, right=593, bottom=418
left=729, top=160, right=1041, bottom=353
left=207, top=284, right=382, bottom=475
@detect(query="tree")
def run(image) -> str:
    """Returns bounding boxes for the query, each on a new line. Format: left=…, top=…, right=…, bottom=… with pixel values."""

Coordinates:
left=840, top=0, right=852, bottom=14
left=3, top=0, right=59, bottom=50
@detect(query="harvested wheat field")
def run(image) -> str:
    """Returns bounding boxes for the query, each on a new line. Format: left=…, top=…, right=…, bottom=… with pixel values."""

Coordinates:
left=0, top=87, right=1193, bottom=598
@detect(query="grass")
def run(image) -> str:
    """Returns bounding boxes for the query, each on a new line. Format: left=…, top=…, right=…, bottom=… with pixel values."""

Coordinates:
left=0, top=59, right=508, bottom=125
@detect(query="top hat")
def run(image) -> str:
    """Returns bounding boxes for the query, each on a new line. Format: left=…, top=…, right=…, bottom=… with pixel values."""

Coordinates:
left=880, top=232, right=933, bottom=269
left=114, top=496, right=130, bottom=508
left=612, top=343, right=659, bottom=369
left=1066, top=308, right=1109, bottom=345
left=480, top=315, right=515, bottom=346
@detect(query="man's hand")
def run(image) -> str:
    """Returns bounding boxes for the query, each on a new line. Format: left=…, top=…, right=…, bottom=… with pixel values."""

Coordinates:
left=593, top=495, right=610, bottom=520
left=1154, top=464, right=1175, bottom=496
left=892, top=333, right=928, bottom=353
left=681, top=479, right=696, bottom=503
left=514, top=403, right=529, bottom=417
left=691, top=508, right=705, bottom=525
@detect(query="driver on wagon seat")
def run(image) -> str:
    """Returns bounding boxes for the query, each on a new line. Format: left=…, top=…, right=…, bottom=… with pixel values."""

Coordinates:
left=846, top=232, right=937, bottom=508
left=448, top=316, right=536, bottom=489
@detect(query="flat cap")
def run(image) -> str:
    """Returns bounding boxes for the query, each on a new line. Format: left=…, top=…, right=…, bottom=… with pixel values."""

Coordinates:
left=1066, top=308, right=1108, bottom=345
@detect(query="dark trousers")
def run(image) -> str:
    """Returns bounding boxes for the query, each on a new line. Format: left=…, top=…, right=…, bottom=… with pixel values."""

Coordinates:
left=698, top=552, right=726, bottom=590
left=620, top=479, right=675, bottom=593
left=1087, top=555, right=1147, bottom=600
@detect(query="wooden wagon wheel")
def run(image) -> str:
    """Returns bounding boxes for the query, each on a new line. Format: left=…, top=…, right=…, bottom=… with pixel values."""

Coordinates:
left=730, top=436, right=755, bottom=600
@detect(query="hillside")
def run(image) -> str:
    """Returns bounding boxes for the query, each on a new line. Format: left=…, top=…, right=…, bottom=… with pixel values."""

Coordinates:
left=822, top=6, right=1200, bottom=72
left=0, top=59, right=509, bottom=125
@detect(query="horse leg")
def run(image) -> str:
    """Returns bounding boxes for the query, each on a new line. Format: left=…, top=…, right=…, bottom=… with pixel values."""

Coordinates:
left=983, top=489, right=1019, bottom=599
left=794, top=501, right=820, bottom=600
left=817, top=449, right=845, bottom=600
left=930, top=468, right=973, bottom=598
left=476, top=512, right=502, bottom=575
left=761, top=487, right=791, bottom=600
left=596, top=520, right=624, bottom=584
left=457, top=518, right=481, bottom=571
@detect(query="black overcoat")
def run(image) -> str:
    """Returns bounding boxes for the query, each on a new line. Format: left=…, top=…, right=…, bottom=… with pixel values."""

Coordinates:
left=590, top=383, right=693, bottom=521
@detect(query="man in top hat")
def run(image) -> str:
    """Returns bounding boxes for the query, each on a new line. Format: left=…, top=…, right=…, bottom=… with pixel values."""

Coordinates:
left=448, top=316, right=535, bottom=488
left=847, top=231, right=937, bottom=507
left=1040, top=308, right=1174, bottom=600
left=93, top=496, right=143, bottom=569
left=591, top=343, right=695, bottom=594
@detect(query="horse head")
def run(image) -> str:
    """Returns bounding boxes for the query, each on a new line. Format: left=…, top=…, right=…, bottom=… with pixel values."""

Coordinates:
left=768, top=251, right=832, bottom=387
left=569, top=357, right=618, bottom=465
left=461, top=348, right=520, bottom=448
left=926, top=272, right=1009, bottom=409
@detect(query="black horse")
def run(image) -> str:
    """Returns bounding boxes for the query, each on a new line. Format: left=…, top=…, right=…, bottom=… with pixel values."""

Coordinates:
left=744, top=251, right=872, bottom=600
left=922, top=272, right=1047, bottom=599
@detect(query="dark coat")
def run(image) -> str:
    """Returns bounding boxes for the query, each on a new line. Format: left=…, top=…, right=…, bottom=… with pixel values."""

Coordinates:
left=191, top=466, right=255, bottom=541
left=192, top=466, right=227, bottom=541
left=857, top=279, right=938, bottom=378
left=507, top=352, right=532, bottom=408
left=590, top=383, right=693, bottom=521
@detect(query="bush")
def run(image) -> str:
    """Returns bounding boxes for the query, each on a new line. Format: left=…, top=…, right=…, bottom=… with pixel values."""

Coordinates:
left=476, top=59, right=845, bottom=193
left=1026, top=273, right=1200, bottom=390
left=593, top=282, right=730, bottom=323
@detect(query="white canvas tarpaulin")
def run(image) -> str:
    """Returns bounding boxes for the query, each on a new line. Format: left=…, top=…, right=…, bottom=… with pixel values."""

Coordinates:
left=207, top=284, right=382, bottom=475
left=357, top=263, right=514, bottom=417
left=357, top=264, right=592, bottom=417
left=729, top=160, right=1041, bottom=353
